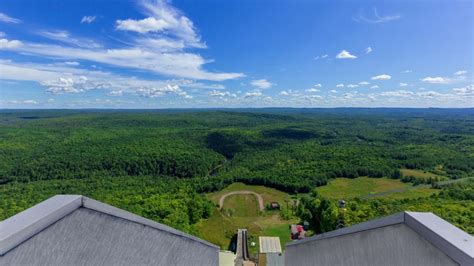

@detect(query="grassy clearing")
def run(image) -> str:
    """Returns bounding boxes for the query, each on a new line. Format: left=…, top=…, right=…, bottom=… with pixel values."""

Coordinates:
left=401, top=169, right=448, bottom=180
left=316, top=177, right=439, bottom=200
left=196, top=183, right=296, bottom=253
left=197, top=179, right=440, bottom=253
left=316, top=177, right=409, bottom=199
left=207, top=182, right=292, bottom=206
left=223, top=194, right=259, bottom=217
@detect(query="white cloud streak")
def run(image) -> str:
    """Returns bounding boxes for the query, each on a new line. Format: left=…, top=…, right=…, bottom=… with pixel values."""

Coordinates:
left=81, top=16, right=97, bottom=24
left=0, top=12, right=21, bottom=24
left=421, top=76, right=450, bottom=84
left=353, top=8, right=401, bottom=24
left=250, top=79, right=272, bottom=89
left=371, top=74, right=391, bottom=80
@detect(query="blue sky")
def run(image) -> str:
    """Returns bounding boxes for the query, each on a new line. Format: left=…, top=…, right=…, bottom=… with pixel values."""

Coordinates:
left=0, top=0, right=472, bottom=108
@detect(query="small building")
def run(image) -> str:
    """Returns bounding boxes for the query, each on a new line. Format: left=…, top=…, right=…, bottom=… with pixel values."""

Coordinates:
left=259, top=236, right=282, bottom=254
left=0, top=195, right=219, bottom=265
left=285, top=211, right=474, bottom=266
left=269, top=202, right=280, bottom=210
left=219, top=251, right=236, bottom=266
left=259, top=237, right=283, bottom=266
left=290, top=224, right=305, bottom=240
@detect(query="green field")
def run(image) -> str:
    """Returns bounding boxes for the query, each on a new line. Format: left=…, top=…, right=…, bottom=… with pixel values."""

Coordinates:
left=401, top=169, right=448, bottom=180
left=196, top=183, right=296, bottom=254
left=223, top=194, right=259, bottom=217
left=208, top=182, right=292, bottom=205
left=316, top=177, right=439, bottom=199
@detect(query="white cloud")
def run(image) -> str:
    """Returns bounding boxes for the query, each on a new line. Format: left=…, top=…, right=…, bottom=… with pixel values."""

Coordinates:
left=38, top=30, right=102, bottom=48
left=0, top=1, right=243, bottom=82
left=117, top=17, right=169, bottom=33
left=347, top=84, right=359, bottom=88
left=329, top=90, right=338, bottom=93
left=251, top=79, right=272, bottom=89
left=8, top=100, right=37, bottom=105
left=343, top=93, right=355, bottom=99
left=365, top=47, right=373, bottom=54
left=380, top=90, right=414, bottom=97
left=371, top=74, right=391, bottom=80
left=353, top=8, right=401, bottom=24
left=64, top=61, right=80, bottom=66
left=244, top=91, right=262, bottom=98
left=279, top=91, right=289, bottom=96
left=0, top=12, right=21, bottom=24
left=399, top=83, right=408, bottom=87
left=336, top=50, right=357, bottom=59
left=336, top=83, right=345, bottom=88
left=1, top=40, right=243, bottom=81
left=138, top=38, right=185, bottom=52
left=0, top=38, right=22, bottom=49
left=370, top=85, right=379, bottom=89
left=0, top=60, right=221, bottom=99
left=359, top=81, right=370, bottom=85
left=306, top=88, right=320, bottom=93
left=115, top=0, right=204, bottom=48
left=42, top=77, right=88, bottom=94
left=401, top=70, right=412, bottom=73
left=313, top=83, right=322, bottom=88
left=314, top=54, right=328, bottom=60
left=136, top=84, right=185, bottom=98
left=209, top=90, right=235, bottom=97
left=305, top=95, right=323, bottom=100
left=108, top=90, right=123, bottom=96
left=81, top=16, right=96, bottom=24
left=454, top=70, right=467, bottom=76
left=452, top=84, right=473, bottom=96
left=421, top=76, right=450, bottom=84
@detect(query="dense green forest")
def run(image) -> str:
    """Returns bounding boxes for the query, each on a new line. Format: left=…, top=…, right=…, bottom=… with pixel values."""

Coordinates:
left=1, top=109, right=473, bottom=233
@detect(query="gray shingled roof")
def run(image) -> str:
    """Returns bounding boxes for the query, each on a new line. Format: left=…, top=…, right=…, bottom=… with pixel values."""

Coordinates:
left=286, top=211, right=474, bottom=266
left=0, top=195, right=219, bottom=266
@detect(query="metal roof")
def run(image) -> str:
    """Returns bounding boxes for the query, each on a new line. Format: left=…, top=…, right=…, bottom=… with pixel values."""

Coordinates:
left=0, top=195, right=219, bottom=265
left=286, top=211, right=474, bottom=266
left=259, top=236, right=282, bottom=254
left=266, top=253, right=285, bottom=266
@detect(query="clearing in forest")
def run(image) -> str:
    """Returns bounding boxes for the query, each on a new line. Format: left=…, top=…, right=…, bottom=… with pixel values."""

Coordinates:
left=316, top=177, right=439, bottom=199
left=196, top=183, right=297, bottom=253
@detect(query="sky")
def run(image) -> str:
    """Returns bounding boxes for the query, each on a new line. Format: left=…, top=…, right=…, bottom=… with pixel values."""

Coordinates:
left=0, top=0, right=472, bottom=108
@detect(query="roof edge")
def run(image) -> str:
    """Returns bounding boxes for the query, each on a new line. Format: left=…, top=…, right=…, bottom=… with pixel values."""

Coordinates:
left=0, top=195, right=82, bottom=255
left=404, top=212, right=474, bottom=265
left=0, top=194, right=219, bottom=255
left=81, top=196, right=219, bottom=249
left=286, top=212, right=405, bottom=247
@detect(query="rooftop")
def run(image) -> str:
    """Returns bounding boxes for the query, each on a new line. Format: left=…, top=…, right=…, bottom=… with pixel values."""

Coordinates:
left=259, top=236, right=282, bottom=254
left=286, top=211, right=474, bottom=265
left=0, top=195, right=218, bottom=265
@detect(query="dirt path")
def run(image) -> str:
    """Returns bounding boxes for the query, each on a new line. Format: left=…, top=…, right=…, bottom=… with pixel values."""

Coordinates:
left=218, top=191, right=265, bottom=211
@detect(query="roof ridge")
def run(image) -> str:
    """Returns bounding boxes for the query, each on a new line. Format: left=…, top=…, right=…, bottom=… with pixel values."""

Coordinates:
left=0, top=195, right=82, bottom=255
left=0, top=194, right=218, bottom=256
left=81, top=196, right=218, bottom=249
left=286, top=212, right=405, bottom=247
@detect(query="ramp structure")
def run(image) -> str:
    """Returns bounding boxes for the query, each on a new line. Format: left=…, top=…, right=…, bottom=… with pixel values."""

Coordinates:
left=235, top=229, right=250, bottom=266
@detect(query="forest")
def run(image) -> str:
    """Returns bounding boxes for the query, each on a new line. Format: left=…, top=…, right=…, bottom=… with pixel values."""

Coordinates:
left=0, top=109, right=473, bottom=233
